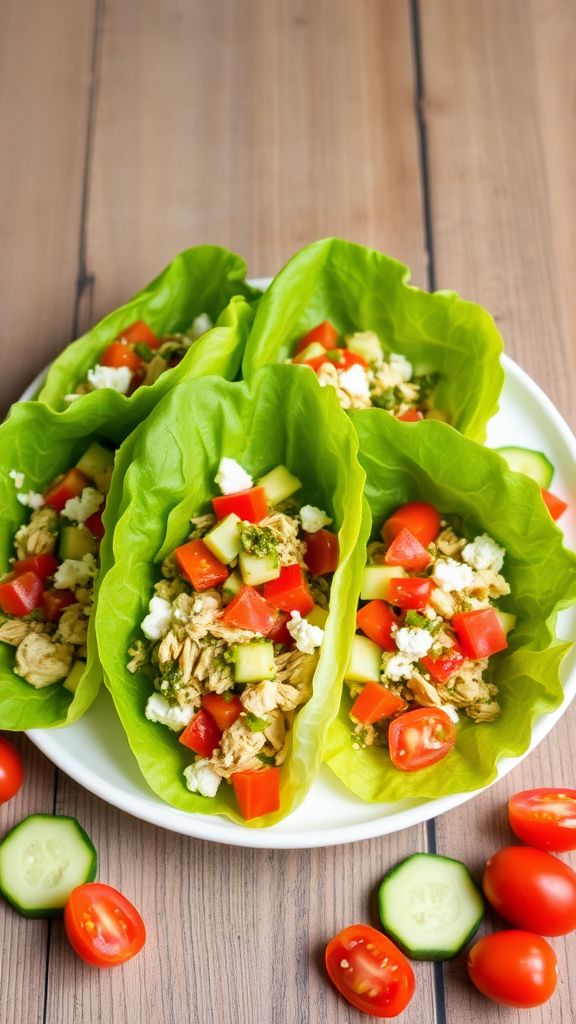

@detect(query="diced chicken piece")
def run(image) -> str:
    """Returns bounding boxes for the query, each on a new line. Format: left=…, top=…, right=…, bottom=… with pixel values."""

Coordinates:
left=157, top=629, right=184, bottom=666
left=0, top=619, right=46, bottom=647
left=193, top=643, right=234, bottom=693
left=259, top=511, right=307, bottom=567
left=466, top=700, right=501, bottom=722
left=407, top=670, right=445, bottom=709
left=188, top=513, right=216, bottom=540
left=56, top=604, right=89, bottom=646
left=210, top=718, right=266, bottom=777
left=15, top=633, right=73, bottom=687
left=14, top=506, right=59, bottom=559
left=127, top=639, right=150, bottom=673
left=142, top=354, right=166, bottom=387
left=429, top=587, right=457, bottom=620
left=435, top=527, right=467, bottom=558
left=276, top=682, right=304, bottom=712
left=274, top=649, right=316, bottom=698
left=469, top=569, right=511, bottom=602
left=264, top=709, right=286, bottom=753
left=240, top=679, right=279, bottom=716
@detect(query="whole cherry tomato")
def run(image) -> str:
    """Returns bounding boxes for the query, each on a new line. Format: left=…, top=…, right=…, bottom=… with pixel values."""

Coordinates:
left=0, top=736, right=24, bottom=803
left=467, top=931, right=557, bottom=1008
left=483, top=845, right=576, bottom=935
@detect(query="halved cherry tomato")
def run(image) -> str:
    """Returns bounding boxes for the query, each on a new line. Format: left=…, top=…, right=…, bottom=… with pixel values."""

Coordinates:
left=452, top=608, right=507, bottom=659
left=467, top=931, right=557, bottom=1008
left=201, top=693, right=243, bottom=731
left=420, top=644, right=465, bottom=684
left=212, top=486, right=268, bottom=524
left=64, top=882, right=146, bottom=967
left=387, top=577, right=434, bottom=611
left=118, top=320, right=160, bottom=348
left=0, top=736, right=24, bottom=804
left=12, top=553, right=58, bottom=581
left=384, top=527, right=431, bottom=571
left=42, top=588, right=76, bottom=623
left=220, top=586, right=277, bottom=635
left=388, top=707, right=456, bottom=771
left=43, top=468, right=90, bottom=511
left=356, top=601, right=398, bottom=651
left=508, top=788, right=576, bottom=851
left=382, top=501, right=441, bottom=546
left=396, top=409, right=423, bottom=422
left=0, top=571, right=44, bottom=617
left=294, top=321, right=339, bottom=355
left=265, top=611, right=293, bottom=646
left=84, top=509, right=105, bottom=539
left=264, top=564, right=314, bottom=616
left=350, top=683, right=407, bottom=725
left=483, top=846, right=576, bottom=936
left=100, top=340, right=143, bottom=371
left=325, top=924, right=415, bottom=1017
left=231, top=767, right=281, bottom=819
left=304, top=529, right=339, bottom=576
left=541, top=488, right=568, bottom=522
left=179, top=708, right=222, bottom=757
left=175, top=540, right=229, bottom=591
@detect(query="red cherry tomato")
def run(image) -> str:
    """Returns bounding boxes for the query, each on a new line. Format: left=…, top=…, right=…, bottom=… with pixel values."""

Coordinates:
left=303, top=529, right=339, bottom=576
left=175, top=540, right=229, bottom=591
left=396, top=409, right=423, bottom=422
left=388, top=708, right=455, bottom=771
left=294, top=320, right=339, bottom=355
left=118, top=320, right=160, bottom=348
left=541, top=487, right=568, bottom=522
left=0, top=736, right=24, bottom=804
left=220, top=585, right=277, bottom=635
left=451, top=608, right=508, bottom=659
left=356, top=600, right=398, bottom=652
left=508, top=788, right=576, bottom=851
left=178, top=708, right=222, bottom=758
left=467, top=931, right=557, bottom=1009
left=200, top=693, right=243, bottom=732
left=483, top=845, right=576, bottom=935
left=100, top=340, right=143, bottom=371
left=325, top=924, right=415, bottom=1018
left=64, top=883, right=146, bottom=967
left=382, top=501, right=441, bottom=546
left=386, top=577, right=435, bottom=611
left=384, top=527, right=431, bottom=571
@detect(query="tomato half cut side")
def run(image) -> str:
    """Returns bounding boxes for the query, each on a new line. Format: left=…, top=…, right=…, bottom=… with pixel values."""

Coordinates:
left=325, top=924, right=415, bottom=1017
left=508, top=787, right=576, bottom=851
left=388, top=708, right=456, bottom=771
left=64, top=883, right=146, bottom=967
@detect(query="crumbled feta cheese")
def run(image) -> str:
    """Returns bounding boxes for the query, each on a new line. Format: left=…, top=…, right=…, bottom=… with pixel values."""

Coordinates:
left=184, top=759, right=222, bottom=798
left=189, top=312, right=213, bottom=339
left=62, top=487, right=103, bottom=524
left=287, top=610, right=324, bottom=654
left=215, top=457, right=253, bottom=495
left=383, top=653, right=415, bottom=682
left=16, top=491, right=45, bottom=509
left=145, top=692, right=194, bottom=732
left=300, top=504, right=333, bottom=533
left=338, top=364, right=370, bottom=398
left=394, top=626, right=434, bottom=660
left=441, top=704, right=459, bottom=724
left=141, top=596, right=172, bottom=640
left=87, top=364, right=132, bottom=394
left=462, top=533, right=506, bottom=573
left=389, top=352, right=413, bottom=381
left=9, top=469, right=24, bottom=489
left=432, top=558, right=475, bottom=593
left=53, top=553, right=97, bottom=590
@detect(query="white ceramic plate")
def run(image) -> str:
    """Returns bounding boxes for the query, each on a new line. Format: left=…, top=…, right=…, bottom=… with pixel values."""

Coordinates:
left=23, top=354, right=576, bottom=848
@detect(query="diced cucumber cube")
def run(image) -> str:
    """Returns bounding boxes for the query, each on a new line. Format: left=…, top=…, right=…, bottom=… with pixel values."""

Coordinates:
left=257, top=465, right=302, bottom=506
left=234, top=641, right=276, bottom=683
left=223, top=571, right=243, bottom=599
left=75, top=443, right=115, bottom=494
left=59, top=525, right=98, bottom=561
left=63, top=661, right=86, bottom=694
left=204, top=513, right=242, bottom=564
left=361, top=565, right=406, bottom=601
left=293, top=341, right=326, bottom=363
left=346, top=635, right=383, bottom=684
left=494, top=610, right=517, bottom=636
left=239, top=550, right=280, bottom=587
left=346, top=331, right=383, bottom=363
left=307, top=604, right=329, bottom=628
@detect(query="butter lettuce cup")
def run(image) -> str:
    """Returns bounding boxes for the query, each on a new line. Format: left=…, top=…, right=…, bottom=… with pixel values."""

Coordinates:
left=96, top=365, right=368, bottom=827
left=324, top=410, right=576, bottom=802
left=242, top=237, right=504, bottom=442
left=36, top=245, right=258, bottom=414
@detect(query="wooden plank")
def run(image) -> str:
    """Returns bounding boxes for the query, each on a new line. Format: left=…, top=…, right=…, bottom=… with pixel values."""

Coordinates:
left=0, top=0, right=97, bottom=416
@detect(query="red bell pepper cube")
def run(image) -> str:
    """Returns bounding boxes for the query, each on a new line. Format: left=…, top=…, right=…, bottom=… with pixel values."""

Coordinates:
left=220, top=586, right=277, bottom=635
left=349, top=682, right=407, bottom=725
left=43, top=468, right=90, bottom=511
left=13, top=553, right=58, bottom=581
left=201, top=693, right=243, bottom=732
left=231, top=766, right=281, bottom=820
left=387, top=577, right=435, bottom=611
left=382, top=501, right=441, bottom=546
left=42, top=588, right=77, bottom=624
left=304, top=529, right=339, bottom=576
left=421, top=644, right=465, bottom=683
left=100, top=340, right=143, bottom=371
left=0, top=571, right=44, bottom=617
left=118, top=320, right=160, bottom=349
left=264, top=564, right=314, bottom=616
left=356, top=600, right=398, bottom=651
left=293, top=321, right=339, bottom=355
left=384, top=527, right=432, bottom=571
left=175, top=540, right=229, bottom=591
left=396, top=409, right=423, bottom=422
left=212, top=486, right=268, bottom=524
left=266, top=611, right=294, bottom=646
left=452, top=608, right=508, bottom=659
left=541, top=488, right=568, bottom=522
left=179, top=708, right=223, bottom=758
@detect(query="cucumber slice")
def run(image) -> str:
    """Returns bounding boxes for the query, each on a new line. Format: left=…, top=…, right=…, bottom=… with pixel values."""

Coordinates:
left=204, top=513, right=242, bottom=564
left=59, top=524, right=98, bottom=561
left=293, top=341, right=325, bottom=363
left=238, top=550, right=280, bottom=586
left=496, top=447, right=554, bottom=488
left=62, top=660, right=86, bottom=694
left=346, top=331, right=382, bottom=363
left=257, top=465, right=302, bottom=506
left=378, top=853, right=484, bottom=960
left=0, top=814, right=97, bottom=918
left=345, top=635, right=382, bottom=684
left=223, top=570, right=243, bottom=599
left=307, top=604, right=329, bottom=628
left=234, top=640, right=276, bottom=683
left=361, top=565, right=406, bottom=601
left=75, top=442, right=115, bottom=493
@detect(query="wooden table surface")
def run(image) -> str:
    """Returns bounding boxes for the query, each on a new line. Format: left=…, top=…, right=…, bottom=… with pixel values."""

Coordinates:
left=1, top=1, right=575, bottom=1021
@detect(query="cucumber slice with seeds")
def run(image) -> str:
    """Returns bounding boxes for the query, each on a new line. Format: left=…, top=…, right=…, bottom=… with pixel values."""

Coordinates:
left=496, top=447, right=554, bottom=488
left=378, top=853, right=484, bottom=960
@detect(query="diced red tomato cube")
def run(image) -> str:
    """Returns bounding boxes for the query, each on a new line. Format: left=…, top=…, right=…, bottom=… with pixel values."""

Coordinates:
left=201, top=694, right=243, bottom=732
left=118, top=320, right=160, bottom=348
left=396, top=409, right=423, bottom=422
left=13, top=553, right=58, bottom=581
left=220, top=586, right=277, bottom=635
left=350, top=682, right=407, bottom=725
left=421, top=644, right=465, bottom=683
left=452, top=608, right=508, bottom=659
left=334, top=349, right=368, bottom=370
left=231, top=767, right=281, bottom=819
left=100, top=340, right=143, bottom=371
left=294, top=321, right=339, bottom=355
left=541, top=488, right=568, bottom=522
left=0, top=571, right=44, bottom=617
left=266, top=611, right=294, bottom=647
left=84, top=510, right=105, bottom=539
left=304, top=529, right=339, bottom=576
left=356, top=600, right=398, bottom=651
left=384, top=527, right=432, bottom=571
left=387, top=577, right=435, bottom=611
left=264, top=564, right=314, bottom=616
left=382, top=502, right=441, bottom=547
left=212, top=486, right=268, bottom=524
left=175, top=540, right=229, bottom=591
left=178, top=708, right=222, bottom=758
left=42, top=588, right=76, bottom=624
left=44, top=468, right=90, bottom=511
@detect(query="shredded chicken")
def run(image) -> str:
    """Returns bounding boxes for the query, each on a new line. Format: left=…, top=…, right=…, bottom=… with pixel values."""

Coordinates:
left=160, top=552, right=180, bottom=579
left=240, top=679, right=279, bottom=716
left=435, top=527, right=466, bottom=558
left=316, top=361, right=372, bottom=410
left=188, top=513, right=216, bottom=539
left=15, top=633, right=73, bottom=687
left=274, top=649, right=316, bottom=698
left=210, top=718, right=266, bottom=777
left=56, top=604, right=89, bottom=646
left=154, top=577, right=187, bottom=602
left=263, top=709, right=287, bottom=753
left=470, top=569, right=511, bottom=602
left=407, top=669, right=447, bottom=710
left=466, top=700, right=501, bottom=722
left=429, top=587, right=457, bottom=619
left=127, top=639, right=150, bottom=673
left=14, top=506, right=59, bottom=559
left=260, top=511, right=307, bottom=567
left=0, top=619, right=46, bottom=647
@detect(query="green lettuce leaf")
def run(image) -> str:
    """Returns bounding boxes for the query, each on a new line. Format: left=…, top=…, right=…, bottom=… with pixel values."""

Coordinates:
left=242, top=237, right=504, bottom=442
left=37, top=245, right=260, bottom=412
left=324, top=410, right=576, bottom=801
left=96, top=365, right=368, bottom=826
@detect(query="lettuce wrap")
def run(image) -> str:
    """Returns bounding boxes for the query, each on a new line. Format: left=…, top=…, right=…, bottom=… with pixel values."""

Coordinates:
left=96, top=365, right=368, bottom=826
left=37, top=245, right=259, bottom=414
left=324, top=410, right=576, bottom=801
left=242, top=237, right=504, bottom=442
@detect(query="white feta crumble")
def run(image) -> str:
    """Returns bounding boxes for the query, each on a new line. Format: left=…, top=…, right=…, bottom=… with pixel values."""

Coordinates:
left=184, top=759, right=222, bottom=798
left=141, top=596, right=173, bottom=640
left=87, top=364, right=132, bottom=394
left=145, top=692, right=194, bottom=732
left=53, top=552, right=97, bottom=590
left=441, top=704, right=459, bottom=724
left=286, top=610, right=324, bottom=654
left=62, top=487, right=103, bottom=524
left=389, top=352, right=413, bottom=381
left=300, top=504, right=333, bottom=534
left=16, top=490, right=45, bottom=510
left=432, top=558, right=475, bottom=593
left=383, top=653, right=415, bottom=682
left=9, top=469, right=24, bottom=489
left=338, top=363, right=371, bottom=399
left=215, top=457, right=253, bottom=495
left=189, top=312, right=213, bottom=339
left=393, top=626, right=434, bottom=660
left=462, top=533, right=506, bottom=573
